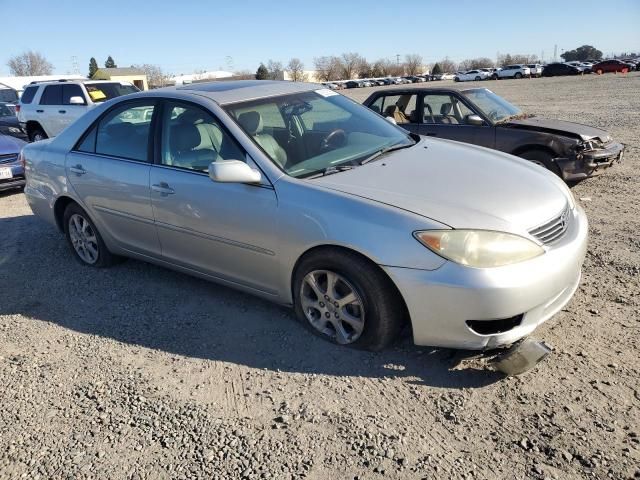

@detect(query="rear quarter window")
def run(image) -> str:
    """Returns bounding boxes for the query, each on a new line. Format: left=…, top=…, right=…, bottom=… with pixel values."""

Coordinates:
left=20, top=86, right=38, bottom=104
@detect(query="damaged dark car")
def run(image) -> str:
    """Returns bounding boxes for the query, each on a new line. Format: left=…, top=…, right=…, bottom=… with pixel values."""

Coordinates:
left=363, top=87, right=624, bottom=182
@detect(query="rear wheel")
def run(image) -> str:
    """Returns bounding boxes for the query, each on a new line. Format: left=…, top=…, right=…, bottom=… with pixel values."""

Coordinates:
left=518, top=149, right=561, bottom=177
left=596, top=69, right=603, bottom=75
left=491, top=74, right=499, bottom=80
left=475, top=76, right=481, bottom=81
left=514, top=72, right=523, bottom=79
left=63, top=203, right=119, bottom=267
left=29, top=127, right=47, bottom=142
left=293, top=249, right=405, bottom=351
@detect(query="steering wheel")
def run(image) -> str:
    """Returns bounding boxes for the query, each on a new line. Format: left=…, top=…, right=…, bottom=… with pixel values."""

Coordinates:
left=425, top=104, right=435, bottom=124
left=320, top=129, right=347, bottom=151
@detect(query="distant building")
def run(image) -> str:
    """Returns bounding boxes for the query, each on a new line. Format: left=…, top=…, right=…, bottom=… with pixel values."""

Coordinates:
left=172, top=71, right=234, bottom=86
left=92, top=68, right=148, bottom=91
left=0, top=74, right=85, bottom=96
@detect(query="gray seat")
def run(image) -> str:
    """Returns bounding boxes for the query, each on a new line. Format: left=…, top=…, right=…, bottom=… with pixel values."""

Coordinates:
left=439, top=103, right=458, bottom=124
left=237, top=111, right=287, bottom=168
left=169, top=123, right=217, bottom=171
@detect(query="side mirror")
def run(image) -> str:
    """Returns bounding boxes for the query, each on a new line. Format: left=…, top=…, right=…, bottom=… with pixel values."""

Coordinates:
left=385, top=116, right=397, bottom=125
left=69, top=96, right=86, bottom=105
left=466, top=114, right=484, bottom=126
left=208, top=160, right=261, bottom=184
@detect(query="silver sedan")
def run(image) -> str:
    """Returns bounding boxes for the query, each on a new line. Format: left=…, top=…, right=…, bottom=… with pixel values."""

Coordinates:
left=22, top=81, right=587, bottom=351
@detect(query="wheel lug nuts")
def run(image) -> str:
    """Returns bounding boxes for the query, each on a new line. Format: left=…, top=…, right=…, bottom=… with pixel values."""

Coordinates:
left=334, top=313, right=339, bottom=318
left=319, top=302, right=325, bottom=307
left=334, top=302, right=339, bottom=307
left=324, top=295, right=329, bottom=300
left=325, top=312, right=330, bottom=318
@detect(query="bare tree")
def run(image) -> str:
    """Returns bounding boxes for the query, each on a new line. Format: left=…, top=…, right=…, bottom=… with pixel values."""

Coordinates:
left=340, top=52, right=366, bottom=80
left=286, top=58, right=306, bottom=82
left=133, top=64, right=171, bottom=88
left=498, top=53, right=538, bottom=67
left=404, top=54, right=423, bottom=75
left=370, top=59, right=393, bottom=77
left=437, top=58, right=458, bottom=73
left=7, top=50, right=53, bottom=76
left=458, top=57, right=495, bottom=71
left=313, top=56, right=342, bottom=81
left=266, top=60, right=283, bottom=80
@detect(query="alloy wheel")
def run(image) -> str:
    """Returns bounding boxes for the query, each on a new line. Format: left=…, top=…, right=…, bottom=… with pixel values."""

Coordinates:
left=68, top=213, right=99, bottom=264
left=300, top=270, right=365, bottom=344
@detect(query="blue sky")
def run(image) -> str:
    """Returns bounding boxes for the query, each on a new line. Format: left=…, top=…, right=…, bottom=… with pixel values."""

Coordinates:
left=1, top=0, right=638, bottom=76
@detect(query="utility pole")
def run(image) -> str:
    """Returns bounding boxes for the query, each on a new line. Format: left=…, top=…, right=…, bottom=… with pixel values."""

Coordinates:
left=396, top=54, right=400, bottom=65
left=71, top=56, right=79, bottom=75
left=553, top=44, right=558, bottom=62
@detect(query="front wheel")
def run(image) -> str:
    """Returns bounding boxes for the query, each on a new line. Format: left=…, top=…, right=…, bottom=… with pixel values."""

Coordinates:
left=293, top=249, right=406, bottom=351
left=63, top=203, right=120, bottom=267
left=518, top=149, right=561, bottom=177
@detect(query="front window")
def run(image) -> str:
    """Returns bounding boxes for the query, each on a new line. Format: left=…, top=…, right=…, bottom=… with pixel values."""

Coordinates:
left=85, top=82, right=139, bottom=103
left=225, top=90, right=414, bottom=178
left=461, top=89, right=522, bottom=123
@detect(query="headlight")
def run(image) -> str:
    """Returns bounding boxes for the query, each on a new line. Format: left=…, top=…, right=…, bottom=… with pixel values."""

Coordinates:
left=414, top=230, right=544, bottom=268
left=8, top=127, right=21, bottom=133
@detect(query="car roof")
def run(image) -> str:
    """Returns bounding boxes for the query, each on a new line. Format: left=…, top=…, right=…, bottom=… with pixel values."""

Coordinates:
left=174, top=80, right=321, bottom=105
left=366, top=86, right=487, bottom=96
left=28, top=79, right=128, bottom=87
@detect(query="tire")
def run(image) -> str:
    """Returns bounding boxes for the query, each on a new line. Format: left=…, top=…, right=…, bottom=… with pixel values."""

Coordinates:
left=517, top=149, right=561, bottom=177
left=491, top=74, right=498, bottom=80
left=29, top=126, right=47, bottom=143
left=475, top=76, right=481, bottom=81
left=596, top=69, right=603, bottom=75
left=63, top=203, right=120, bottom=267
left=293, top=249, right=406, bottom=351
left=514, top=72, right=523, bottom=79
left=454, top=77, right=460, bottom=82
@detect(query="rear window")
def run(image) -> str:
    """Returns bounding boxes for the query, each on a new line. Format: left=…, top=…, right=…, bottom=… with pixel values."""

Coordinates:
left=85, top=83, right=139, bottom=103
left=0, top=88, right=19, bottom=103
left=40, top=85, right=63, bottom=105
left=20, top=86, right=38, bottom=104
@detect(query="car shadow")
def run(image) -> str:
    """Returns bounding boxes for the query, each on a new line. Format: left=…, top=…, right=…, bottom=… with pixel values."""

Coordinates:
left=0, top=213, right=504, bottom=389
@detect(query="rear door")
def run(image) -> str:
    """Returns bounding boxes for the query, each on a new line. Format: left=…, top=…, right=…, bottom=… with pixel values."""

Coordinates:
left=365, top=93, right=421, bottom=134
left=66, top=99, right=160, bottom=256
left=37, top=84, right=64, bottom=136
left=419, top=92, right=495, bottom=148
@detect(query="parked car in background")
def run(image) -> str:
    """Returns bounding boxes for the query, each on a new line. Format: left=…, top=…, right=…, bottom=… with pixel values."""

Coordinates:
left=527, top=64, right=544, bottom=77
left=364, top=87, right=623, bottom=182
left=542, top=63, right=582, bottom=77
left=591, top=59, right=635, bottom=74
left=564, top=61, right=591, bottom=73
left=0, top=103, right=27, bottom=140
left=454, top=70, right=490, bottom=82
left=0, top=133, right=26, bottom=192
left=17, top=79, right=140, bottom=142
left=22, top=80, right=587, bottom=352
left=494, top=65, right=531, bottom=79
left=345, top=80, right=362, bottom=88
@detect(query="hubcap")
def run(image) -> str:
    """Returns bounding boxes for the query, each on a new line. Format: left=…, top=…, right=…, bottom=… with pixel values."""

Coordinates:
left=300, top=270, right=365, bottom=344
left=68, top=214, right=99, bottom=264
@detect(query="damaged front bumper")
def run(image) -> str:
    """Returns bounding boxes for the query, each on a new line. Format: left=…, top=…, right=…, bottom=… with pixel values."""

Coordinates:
left=556, top=141, right=624, bottom=181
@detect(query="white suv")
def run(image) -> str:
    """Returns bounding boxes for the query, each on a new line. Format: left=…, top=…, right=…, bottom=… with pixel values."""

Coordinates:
left=18, top=80, right=139, bottom=141
left=493, top=65, right=531, bottom=79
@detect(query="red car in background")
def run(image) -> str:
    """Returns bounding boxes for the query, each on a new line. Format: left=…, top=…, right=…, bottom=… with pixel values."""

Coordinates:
left=591, top=59, right=635, bottom=74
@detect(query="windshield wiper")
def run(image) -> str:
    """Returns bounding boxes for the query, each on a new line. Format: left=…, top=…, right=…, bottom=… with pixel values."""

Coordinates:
left=305, top=164, right=355, bottom=179
left=360, top=142, right=415, bottom=165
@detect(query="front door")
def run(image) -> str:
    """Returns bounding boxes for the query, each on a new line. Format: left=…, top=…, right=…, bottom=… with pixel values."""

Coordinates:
left=66, top=100, right=160, bottom=256
left=419, top=93, right=495, bottom=148
left=149, top=100, right=279, bottom=294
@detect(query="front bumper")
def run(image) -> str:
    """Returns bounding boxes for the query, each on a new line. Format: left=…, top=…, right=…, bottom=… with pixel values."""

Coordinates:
left=384, top=204, right=588, bottom=350
left=557, top=142, right=624, bottom=181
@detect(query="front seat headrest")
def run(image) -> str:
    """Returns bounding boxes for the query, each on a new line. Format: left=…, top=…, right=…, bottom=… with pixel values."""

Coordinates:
left=170, top=123, right=201, bottom=152
left=440, top=103, right=453, bottom=115
left=238, top=111, right=263, bottom=135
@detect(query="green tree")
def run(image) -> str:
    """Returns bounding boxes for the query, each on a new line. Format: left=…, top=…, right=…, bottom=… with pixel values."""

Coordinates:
left=255, top=63, right=269, bottom=80
left=88, top=57, right=99, bottom=78
left=105, top=56, right=117, bottom=68
left=561, top=45, right=603, bottom=62
left=431, top=63, right=442, bottom=75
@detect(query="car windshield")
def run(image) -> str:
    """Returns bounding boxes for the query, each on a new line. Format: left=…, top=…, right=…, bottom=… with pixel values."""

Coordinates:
left=85, top=82, right=139, bottom=103
left=225, top=90, right=415, bottom=178
left=462, top=88, right=523, bottom=123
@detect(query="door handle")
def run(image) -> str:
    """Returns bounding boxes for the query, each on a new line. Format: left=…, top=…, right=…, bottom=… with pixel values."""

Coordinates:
left=151, top=182, right=175, bottom=195
left=59, top=110, right=66, bottom=114
left=36, top=110, right=44, bottom=113
left=69, top=165, right=86, bottom=175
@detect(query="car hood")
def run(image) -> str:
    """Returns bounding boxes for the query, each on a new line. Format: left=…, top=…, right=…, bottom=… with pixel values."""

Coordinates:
left=0, top=133, right=26, bottom=154
left=505, top=117, right=610, bottom=142
left=313, top=138, right=569, bottom=234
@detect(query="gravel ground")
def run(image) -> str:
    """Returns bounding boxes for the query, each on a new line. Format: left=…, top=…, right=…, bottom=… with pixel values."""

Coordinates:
left=1, top=73, right=639, bottom=480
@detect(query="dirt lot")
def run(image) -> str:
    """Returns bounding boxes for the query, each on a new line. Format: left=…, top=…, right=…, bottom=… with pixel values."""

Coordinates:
left=1, top=73, right=638, bottom=480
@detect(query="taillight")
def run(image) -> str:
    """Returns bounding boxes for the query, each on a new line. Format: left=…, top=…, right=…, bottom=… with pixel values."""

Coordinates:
left=15, top=105, right=20, bottom=113
left=19, top=150, right=25, bottom=168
